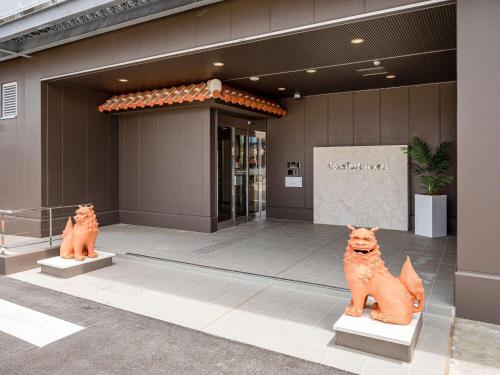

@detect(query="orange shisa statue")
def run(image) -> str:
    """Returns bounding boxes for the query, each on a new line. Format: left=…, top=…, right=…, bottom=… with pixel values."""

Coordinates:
left=60, top=205, right=99, bottom=261
left=343, top=225, right=424, bottom=325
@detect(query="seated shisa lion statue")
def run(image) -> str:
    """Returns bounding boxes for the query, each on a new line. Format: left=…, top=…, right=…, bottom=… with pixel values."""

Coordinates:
left=60, top=205, right=99, bottom=261
left=343, top=225, right=424, bottom=325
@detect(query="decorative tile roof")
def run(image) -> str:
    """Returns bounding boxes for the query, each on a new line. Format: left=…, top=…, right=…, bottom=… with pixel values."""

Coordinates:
left=98, top=79, right=287, bottom=116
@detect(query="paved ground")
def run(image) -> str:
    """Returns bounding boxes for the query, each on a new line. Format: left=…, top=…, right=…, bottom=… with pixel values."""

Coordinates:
left=95, top=220, right=456, bottom=315
left=449, top=318, right=500, bottom=375
left=0, top=276, right=352, bottom=375
left=10, top=254, right=453, bottom=374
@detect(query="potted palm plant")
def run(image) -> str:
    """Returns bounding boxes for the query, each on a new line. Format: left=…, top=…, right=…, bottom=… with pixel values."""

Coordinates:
left=406, top=137, right=454, bottom=237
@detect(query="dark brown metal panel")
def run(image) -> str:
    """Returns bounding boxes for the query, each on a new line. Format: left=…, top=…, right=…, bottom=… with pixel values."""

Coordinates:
left=328, top=92, right=354, bottom=146
left=409, top=84, right=441, bottom=148
left=178, top=108, right=205, bottom=216
left=46, top=83, right=63, bottom=207
left=119, top=117, right=125, bottom=210
left=456, top=0, right=500, bottom=314
left=195, top=2, right=232, bottom=46
left=158, top=110, right=181, bottom=214
left=354, top=90, right=381, bottom=145
left=365, top=0, right=423, bottom=12
left=380, top=87, right=409, bottom=145
left=86, top=89, right=111, bottom=210
left=139, top=111, right=159, bottom=212
left=267, top=99, right=305, bottom=209
left=122, top=113, right=141, bottom=210
left=304, top=95, right=328, bottom=209
left=201, top=107, right=213, bottom=217
left=61, top=85, right=86, bottom=206
left=270, top=0, right=314, bottom=31
left=209, top=108, right=218, bottom=218
left=440, top=82, right=457, bottom=228
left=313, top=0, right=365, bottom=22
left=230, top=0, right=271, bottom=39
left=108, top=115, right=120, bottom=211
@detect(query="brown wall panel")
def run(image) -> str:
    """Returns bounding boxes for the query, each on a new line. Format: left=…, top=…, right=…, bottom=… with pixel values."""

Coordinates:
left=304, top=96, right=328, bottom=209
left=46, top=84, right=63, bottom=208
left=86, top=89, right=111, bottom=210
left=179, top=109, right=204, bottom=216
left=158, top=111, right=181, bottom=214
left=409, top=85, right=440, bottom=148
left=267, top=83, right=457, bottom=230
left=122, top=113, right=141, bottom=211
left=61, top=86, right=86, bottom=205
left=139, top=111, right=159, bottom=212
left=44, top=83, right=119, bottom=230
left=119, top=106, right=214, bottom=231
left=354, top=90, right=381, bottom=145
left=381, top=87, right=409, bottom=144
left=328, top=93, right=354, bottom=146
left=456, top=0, right=500, bottom=323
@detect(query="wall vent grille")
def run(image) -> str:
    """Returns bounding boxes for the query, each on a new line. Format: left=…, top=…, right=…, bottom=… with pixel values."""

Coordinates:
left=2, top=82, right=17, bottom=119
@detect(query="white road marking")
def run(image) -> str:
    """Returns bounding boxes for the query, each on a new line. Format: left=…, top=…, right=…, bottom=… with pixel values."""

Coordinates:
left=0, top=299, right=84, bottom=347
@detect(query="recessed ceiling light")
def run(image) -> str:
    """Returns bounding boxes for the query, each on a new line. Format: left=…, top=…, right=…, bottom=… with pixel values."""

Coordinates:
left=250, top=76, right=260, bottom=81
left=277, top=87, right=286, bottom=91
left=118, top=78, right=128, bottom=82
left=373, top=60, right=381, bottom=66
left=351, top=38, right=365, bottom=44
left=306, top=69, right=317, bottom=74
left=213, top=62, right=224, bottom=67
left=386, top=74, right=396, bottom=79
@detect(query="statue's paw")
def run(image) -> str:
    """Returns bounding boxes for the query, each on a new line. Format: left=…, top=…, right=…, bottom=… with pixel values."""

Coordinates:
left=75, top=257, right=85, bottom=261
left=345, top=306, right=362, bottom=317
left=87, top=253, right=97, bottom=258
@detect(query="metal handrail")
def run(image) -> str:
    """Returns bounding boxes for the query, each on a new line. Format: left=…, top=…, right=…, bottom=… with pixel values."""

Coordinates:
left=0, top=203, right=93, bottom=255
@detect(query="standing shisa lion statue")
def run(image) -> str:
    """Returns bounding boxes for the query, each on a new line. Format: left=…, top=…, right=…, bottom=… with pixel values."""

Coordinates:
left=60, top=205, right=99, bottom=261
left=343, top=225, right=424, bottom=325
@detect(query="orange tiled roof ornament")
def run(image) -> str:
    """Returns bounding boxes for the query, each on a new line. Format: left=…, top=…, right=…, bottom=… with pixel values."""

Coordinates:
left=60, top=205, right=99, bottom=261
left=343, top=225, right=424, bottom=325
left=98, top=79, right=287, bottom=116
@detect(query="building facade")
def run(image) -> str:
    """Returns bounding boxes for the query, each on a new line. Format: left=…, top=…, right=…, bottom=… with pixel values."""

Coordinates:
left=0, top=0, right=499, bottom=324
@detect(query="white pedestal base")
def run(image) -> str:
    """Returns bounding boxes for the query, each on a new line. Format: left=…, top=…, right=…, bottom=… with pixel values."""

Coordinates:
left=333, top=308, right=422, bottom=362
left=37, top=251, right=115, bottom=278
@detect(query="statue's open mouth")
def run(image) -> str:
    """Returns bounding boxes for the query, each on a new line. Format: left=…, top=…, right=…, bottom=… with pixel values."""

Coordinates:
left=353, top=249, right=373, bottom=254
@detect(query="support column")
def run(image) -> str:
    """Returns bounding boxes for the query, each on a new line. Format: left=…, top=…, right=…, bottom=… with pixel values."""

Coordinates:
left=455, top=0, right=500, bottom=324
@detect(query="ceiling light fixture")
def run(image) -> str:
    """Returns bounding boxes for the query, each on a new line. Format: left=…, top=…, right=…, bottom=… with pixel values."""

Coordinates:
left=118, top=78, right=128, bottom=82
left=373, top=60, right=381, bottom=66
left=306, top=69, right=317, bottom=74
left=386, top=74, right=396, bottom=79
left=351, top=38, right=365, bottom=44
left=277, top=87, right=286, bottom=91
left=213, top=62, right=224, bottom=67
left=250, top=76, right=260, bottom=81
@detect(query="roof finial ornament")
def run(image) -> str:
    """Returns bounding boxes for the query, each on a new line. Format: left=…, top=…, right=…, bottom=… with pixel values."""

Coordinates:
left=207, top=79, right=222, bottom=95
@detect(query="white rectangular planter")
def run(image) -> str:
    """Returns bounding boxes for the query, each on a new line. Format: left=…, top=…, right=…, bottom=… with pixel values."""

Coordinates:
left=415, top=194, right=447, bottom=237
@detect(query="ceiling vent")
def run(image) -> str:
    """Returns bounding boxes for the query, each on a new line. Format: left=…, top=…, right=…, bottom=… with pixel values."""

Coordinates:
left=2, top=82, right=17, bottom=119
left=356, top=67, right=388, bottom=77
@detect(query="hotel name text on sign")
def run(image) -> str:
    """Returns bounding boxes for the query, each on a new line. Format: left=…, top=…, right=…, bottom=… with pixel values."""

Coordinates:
left=327, top=162, right=389, bottom=171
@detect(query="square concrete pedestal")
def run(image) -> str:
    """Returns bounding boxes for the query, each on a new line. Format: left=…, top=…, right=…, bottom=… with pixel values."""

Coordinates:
left=37, top=251, right=115, bottom=278
left=334, top=309, right=422, bottom=362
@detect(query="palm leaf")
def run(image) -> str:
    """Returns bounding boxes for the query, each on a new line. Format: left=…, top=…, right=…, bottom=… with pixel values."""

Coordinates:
left=406, top=137, right=454, bottom=195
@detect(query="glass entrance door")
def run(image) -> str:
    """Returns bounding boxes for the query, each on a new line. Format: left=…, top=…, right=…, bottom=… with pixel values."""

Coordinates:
left=234, top=129, right=247, bottom=223
left=217, top=126, right=266, bottom=228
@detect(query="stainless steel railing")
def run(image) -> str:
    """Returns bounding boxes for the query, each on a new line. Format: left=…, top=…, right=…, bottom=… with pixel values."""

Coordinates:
left=0, top=203, right=93, bottom=255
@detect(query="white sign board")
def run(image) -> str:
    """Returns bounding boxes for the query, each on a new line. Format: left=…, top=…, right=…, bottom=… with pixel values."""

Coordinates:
left=285, top=176, right=303, bottom=188
left=313, top=145, right=408, bottom=230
